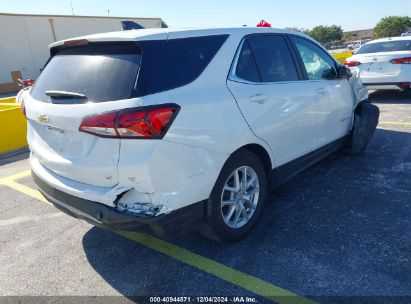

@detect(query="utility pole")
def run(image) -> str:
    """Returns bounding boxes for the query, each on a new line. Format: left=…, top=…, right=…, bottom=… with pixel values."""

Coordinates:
left=70, top=2, right=74, bottom=16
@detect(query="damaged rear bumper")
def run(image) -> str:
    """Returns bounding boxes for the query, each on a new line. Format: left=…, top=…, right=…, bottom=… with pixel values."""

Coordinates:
left=32, top=172, right=205, bottom=235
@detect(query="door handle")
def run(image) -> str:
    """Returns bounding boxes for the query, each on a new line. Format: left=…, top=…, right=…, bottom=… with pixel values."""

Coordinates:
left=317, top=88, right=329, bottom=95
left=249, top=94, right=268, bottom=104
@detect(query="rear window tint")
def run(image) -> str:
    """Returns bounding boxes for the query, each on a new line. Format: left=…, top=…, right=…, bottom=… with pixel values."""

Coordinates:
left=135, top=35, right=229, bottom=96
left=356, top=40, right=411, bottom=54
left=31, top=35, right=228, bottom=103
left=31, top=43, right=141, bottom=103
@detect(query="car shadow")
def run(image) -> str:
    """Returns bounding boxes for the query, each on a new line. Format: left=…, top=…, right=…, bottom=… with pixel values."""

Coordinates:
left=369, top=89, right=411, bottom=104
left=82, top=128, right=411, bottom=299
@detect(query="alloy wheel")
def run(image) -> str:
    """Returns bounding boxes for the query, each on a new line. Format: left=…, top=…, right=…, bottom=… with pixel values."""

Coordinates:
left=220, top=166, right=260, bottom=229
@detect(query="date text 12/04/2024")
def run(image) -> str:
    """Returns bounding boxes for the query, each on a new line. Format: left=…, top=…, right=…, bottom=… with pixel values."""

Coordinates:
left=149, top=297, right=258, bottom=303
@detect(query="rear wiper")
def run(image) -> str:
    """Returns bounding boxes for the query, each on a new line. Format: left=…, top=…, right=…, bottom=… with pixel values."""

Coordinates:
left=45, top=90, right=87, bottom=99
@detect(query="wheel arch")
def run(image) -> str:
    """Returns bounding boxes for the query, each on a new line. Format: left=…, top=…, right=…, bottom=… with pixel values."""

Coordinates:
left=235, top=144, right=273, bottom=178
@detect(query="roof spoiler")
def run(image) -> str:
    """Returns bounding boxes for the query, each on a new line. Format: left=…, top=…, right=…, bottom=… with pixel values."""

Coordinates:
left=121, top=21, right=145, bottom=31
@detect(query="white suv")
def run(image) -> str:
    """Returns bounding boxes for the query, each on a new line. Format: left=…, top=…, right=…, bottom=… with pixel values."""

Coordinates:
left=25, top=28, right=378, bottom=242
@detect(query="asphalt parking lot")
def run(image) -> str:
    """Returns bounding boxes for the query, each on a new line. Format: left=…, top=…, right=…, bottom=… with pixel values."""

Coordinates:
left=0, top=90, right=410, bottom=304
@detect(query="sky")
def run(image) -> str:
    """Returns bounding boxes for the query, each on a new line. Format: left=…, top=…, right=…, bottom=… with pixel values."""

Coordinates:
left=0, top=0, right=409, bottom=31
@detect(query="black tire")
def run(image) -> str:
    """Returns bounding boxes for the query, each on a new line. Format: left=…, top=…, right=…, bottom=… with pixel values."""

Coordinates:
left=201, top=150, right=267, bottom=243
left=343, top=101, right=380, bottom=155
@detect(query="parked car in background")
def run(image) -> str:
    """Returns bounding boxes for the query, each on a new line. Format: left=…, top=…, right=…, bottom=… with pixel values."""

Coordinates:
left=401, top=32, right=411, bottom=37
left=345, top=37, right=411, bottom=90
left=347, top=40, right=365, bottom=51
left=24, top=27, right=378, bottom=242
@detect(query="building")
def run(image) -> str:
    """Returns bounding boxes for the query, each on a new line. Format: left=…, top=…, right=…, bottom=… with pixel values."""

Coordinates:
left=0, top=13, right=162, bottom=93
left=343, top=28, right=375, bottom=42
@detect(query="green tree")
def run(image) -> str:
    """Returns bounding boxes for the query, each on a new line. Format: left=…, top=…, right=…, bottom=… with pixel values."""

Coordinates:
left=327, top=25, right=344, bottom=41
left=374, top=16, right=411, bottom=38
left=308, top=25, right=343, bottom=44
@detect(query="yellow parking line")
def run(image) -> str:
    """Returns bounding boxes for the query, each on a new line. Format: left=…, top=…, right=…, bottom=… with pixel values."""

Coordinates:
left=0, top=169, right=31, bottom=184
left=0, top=179, right=50, bottom=204
left=0, top=170, right=317, bottom=304
left=120, top=231, right=317, bottom=304
left=379, top=121, right=411, bottom=126
left=0, top=169, right=49, bottom=204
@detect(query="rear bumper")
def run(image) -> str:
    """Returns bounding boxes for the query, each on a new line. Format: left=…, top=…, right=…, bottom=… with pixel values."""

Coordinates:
left=33, top=171, right=205, bottom=235
left=358, top=69, right=410, bottom=90
left=30, top=138, right=227, bottom=213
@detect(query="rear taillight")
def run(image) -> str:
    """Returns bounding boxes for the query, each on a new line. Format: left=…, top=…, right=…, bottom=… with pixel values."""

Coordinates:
left=390, top=57, right=411, bottom=64
left=79, top=104, right=180, bottom=139
left=344, top=60, right=361, bottom=67
left=80, top=112, right=117, bottom=137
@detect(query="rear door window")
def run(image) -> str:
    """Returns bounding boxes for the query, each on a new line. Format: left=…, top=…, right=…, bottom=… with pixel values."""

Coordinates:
left=31, top=43, right=142, bottom=103
left=245, top=35, right=299, bottom=83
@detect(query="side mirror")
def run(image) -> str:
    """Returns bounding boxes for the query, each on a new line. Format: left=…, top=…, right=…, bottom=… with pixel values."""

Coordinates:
left=336, top=65, right=352, bottom=79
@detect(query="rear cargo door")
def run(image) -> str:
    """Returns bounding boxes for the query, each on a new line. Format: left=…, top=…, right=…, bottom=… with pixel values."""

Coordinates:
left=26, top=42, right=142, bottom=187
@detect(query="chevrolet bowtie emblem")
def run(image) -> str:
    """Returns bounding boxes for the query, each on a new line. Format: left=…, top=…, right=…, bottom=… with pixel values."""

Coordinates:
left=37, top=115, right=49, bottom=123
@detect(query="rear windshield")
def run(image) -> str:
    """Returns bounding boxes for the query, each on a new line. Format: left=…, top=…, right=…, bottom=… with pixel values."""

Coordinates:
left=356, top=40, right=411, bottom=54
left=31, top=43, right=142, bottom=103
left=31, top=35, right=228, bottom=103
